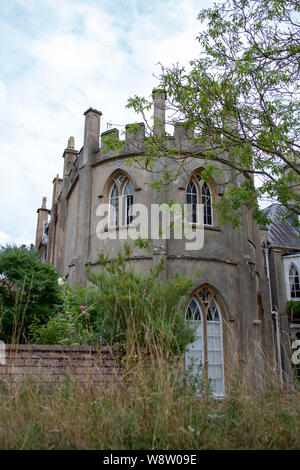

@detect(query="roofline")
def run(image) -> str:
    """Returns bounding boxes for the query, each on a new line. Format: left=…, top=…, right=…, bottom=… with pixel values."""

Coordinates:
left=268, top=244, right=300, bottom=252
left=282, top=252, right=300, bottom=258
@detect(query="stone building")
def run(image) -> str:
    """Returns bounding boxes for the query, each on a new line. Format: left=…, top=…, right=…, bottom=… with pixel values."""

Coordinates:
left=264, top=204, right=300, bottom=382
left=35, top=90, right=296, bottom=396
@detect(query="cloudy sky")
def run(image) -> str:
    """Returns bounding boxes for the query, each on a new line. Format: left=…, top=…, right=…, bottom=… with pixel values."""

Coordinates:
left=0, top=0, right=211, bottom=247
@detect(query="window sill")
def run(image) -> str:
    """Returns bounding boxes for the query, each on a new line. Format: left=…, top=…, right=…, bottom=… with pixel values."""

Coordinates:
left=105, top=223, right=137, bottom=232
left=185, top=224, right=221, bottom=231
left=204, top=225, right=221, bottom=232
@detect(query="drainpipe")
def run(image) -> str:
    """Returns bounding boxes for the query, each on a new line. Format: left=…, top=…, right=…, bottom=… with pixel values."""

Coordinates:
left=263, top=243, right=284, bottom=388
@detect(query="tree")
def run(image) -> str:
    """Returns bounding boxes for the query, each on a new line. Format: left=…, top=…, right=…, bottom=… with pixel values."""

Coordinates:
left=0, top=245, right=61, bottom=343
left=125, top=0, right=300, bottom=227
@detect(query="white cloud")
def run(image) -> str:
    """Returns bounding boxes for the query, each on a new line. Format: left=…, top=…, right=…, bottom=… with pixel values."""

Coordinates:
left=0, top=0, right=209, bottom=246
left=0, top=80, right=6, bottom=107
left=0, top=230, right=11, bottom=247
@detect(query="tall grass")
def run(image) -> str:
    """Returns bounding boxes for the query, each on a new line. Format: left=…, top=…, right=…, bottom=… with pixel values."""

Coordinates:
left=0, top=350, right=299, bottom=450
left=0, top=278, right=31, bottom=345
left=85, top=244, right=195, bottom=355
left=0, top=245, right=298, bottom=449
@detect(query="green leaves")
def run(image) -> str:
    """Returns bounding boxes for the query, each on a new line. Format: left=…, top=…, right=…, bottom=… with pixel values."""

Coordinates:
left=101, top=132, right=125, bottom=156
left=30, top=284, right=96, bottom=346
left=123, top=0, right=300, bottom=225
left=85, top=244, right=195, bottom=356
left=0, top=245, right=61, bottom=343
left=126, top=96, right=152, bottom=113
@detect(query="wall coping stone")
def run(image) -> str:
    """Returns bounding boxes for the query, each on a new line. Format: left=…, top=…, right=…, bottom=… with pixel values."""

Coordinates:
left=4, top=344, right=124, bottom=353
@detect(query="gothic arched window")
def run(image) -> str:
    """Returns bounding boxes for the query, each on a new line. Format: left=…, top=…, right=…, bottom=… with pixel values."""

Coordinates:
left=108, top=173, right=134, bottom=228
left=186, top=173, right=214, bottom=226
left=185, top=286, right=225, bottom=397
left=289, top=263, right=300, bottom=299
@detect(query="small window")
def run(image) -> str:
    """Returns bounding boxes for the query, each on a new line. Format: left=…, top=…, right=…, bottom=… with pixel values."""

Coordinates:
left=289, top=264, right=300, bottom=299
left=186, top=173, right=214, bottom=226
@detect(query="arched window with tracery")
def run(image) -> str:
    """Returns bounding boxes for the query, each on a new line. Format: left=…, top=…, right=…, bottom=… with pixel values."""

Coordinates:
left=186, top=173, right=213, bottom=226
left=108, top=173, right=133, bottom=227
left=185, top=286, right=225, bottom=397
left=289, top=263, right=300, bottom=299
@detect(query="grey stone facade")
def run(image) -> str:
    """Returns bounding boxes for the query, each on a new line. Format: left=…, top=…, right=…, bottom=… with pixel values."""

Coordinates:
left=35, top=90, right=295, bottom=393
left=263, top=204, right=300, bottom=384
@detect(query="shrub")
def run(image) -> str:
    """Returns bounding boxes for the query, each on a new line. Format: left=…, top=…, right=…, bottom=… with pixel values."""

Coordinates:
left=26, top=242, right=196, bottom=354
left=287, top=300, right=300, bottom=322
left=85, top=242, right=196, bottom=356
left=30, top=283, right=96, bottom=345
left=0, top=245, right=61, bottom=343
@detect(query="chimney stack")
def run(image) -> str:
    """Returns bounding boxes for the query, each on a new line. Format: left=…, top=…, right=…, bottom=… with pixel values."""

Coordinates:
left=82, top=107, right=102, bottom=166
left=152, top=89, right=166, bottom=138
left=63, top=136, right=78, bottom=177
left=35, top=197, right=50, bottom=249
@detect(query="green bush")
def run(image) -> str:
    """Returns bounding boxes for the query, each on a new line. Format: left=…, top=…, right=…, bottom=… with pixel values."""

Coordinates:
left=30, top=283, right=96, bottom=345
left=85, top=242, right=196, bottom=356
left=22, top=242, right=196, bottom=354
left=0, top=245, right=61, bottom=343
left=287, top=300, right=300, bottom=321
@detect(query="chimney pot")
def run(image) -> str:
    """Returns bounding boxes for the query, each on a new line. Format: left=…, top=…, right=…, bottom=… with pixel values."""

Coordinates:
left=67, top=136, right=75, bottom=149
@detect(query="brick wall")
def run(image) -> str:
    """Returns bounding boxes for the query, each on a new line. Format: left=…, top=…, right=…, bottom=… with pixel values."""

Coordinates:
left=0, top=344, right=124, bottom=386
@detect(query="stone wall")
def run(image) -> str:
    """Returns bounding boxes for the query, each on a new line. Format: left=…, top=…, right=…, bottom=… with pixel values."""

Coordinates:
left=0, top=345, right=124, bottom=387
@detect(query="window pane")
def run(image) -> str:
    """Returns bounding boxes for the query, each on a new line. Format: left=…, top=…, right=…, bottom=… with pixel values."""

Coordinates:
left=109, top=183, right=118, bottom=226
left=209, top=378, right=223, bottom=396
left=198, top=288, right=211, bottom=302
left=202, top=183, right=213, bottom=226
left=126, top=195, right=133, bottom=225
left=186, top=180, right=199, bottom=223
left=206, top=302, right=225, bottom=397
left=189, top=336, right=203, bottom=350
left=207, top=350, right=222, bottom=363
left=185, top=298, right=204, bottom=390
left=123, top=180, right=133, bottom=196
left=186, top=298, right=202, bottom=321
left=208, top=364, right=223, bottom=379
left=186, top=351, right=203, bottom=365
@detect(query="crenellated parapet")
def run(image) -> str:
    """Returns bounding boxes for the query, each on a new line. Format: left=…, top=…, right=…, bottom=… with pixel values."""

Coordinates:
left=59, top=88, right=241, bottom=197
